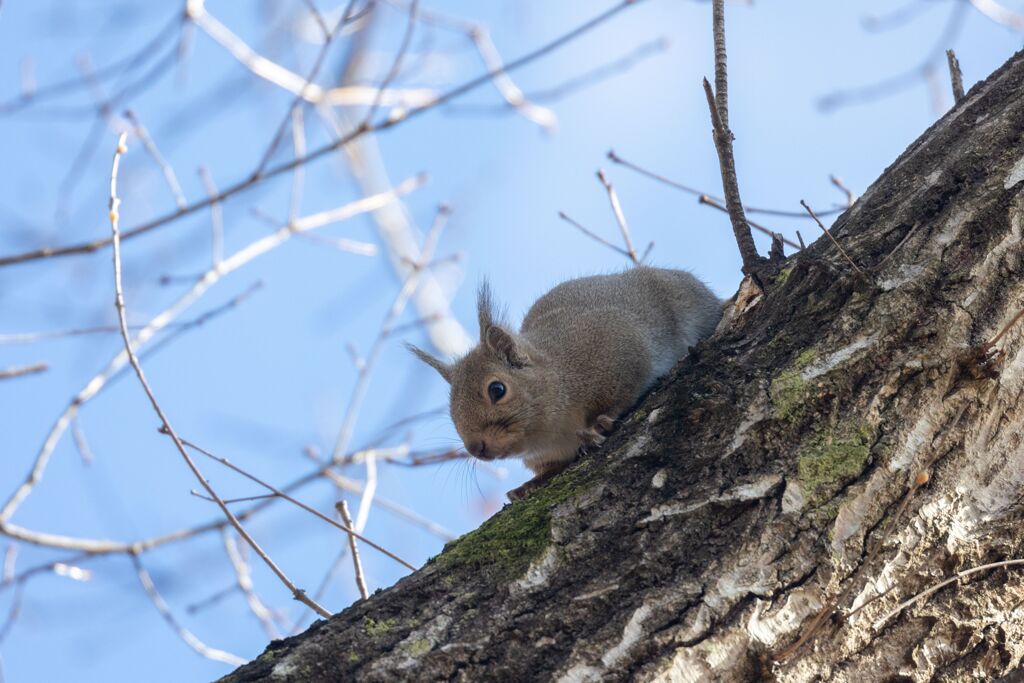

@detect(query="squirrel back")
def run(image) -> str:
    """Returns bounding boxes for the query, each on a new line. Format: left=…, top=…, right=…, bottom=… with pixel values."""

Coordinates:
left=408, top=266, right=721, bottom=499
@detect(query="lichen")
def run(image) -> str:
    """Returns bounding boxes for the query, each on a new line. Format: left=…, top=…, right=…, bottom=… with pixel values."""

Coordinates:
left=364, top=617, right=396, bottom=638
left=406, top=639, right=432, bottom=657
left=770, top=349, right=816, bottom=422
left=432, top=464, right=593, bottom=578
left=797, top=427, right=873, bottom=506
left=347, top=652, right=360, bottom=664
left=774, top=267, right=794, bottom=286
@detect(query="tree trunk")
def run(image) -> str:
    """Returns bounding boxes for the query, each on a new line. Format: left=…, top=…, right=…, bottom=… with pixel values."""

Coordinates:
left=222, top=49, right=1024, bottom=683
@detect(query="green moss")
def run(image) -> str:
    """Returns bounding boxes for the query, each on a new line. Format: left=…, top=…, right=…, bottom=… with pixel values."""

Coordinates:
left=432, top=466, right=592, bottom=578
left=797, top=427, right=873, bottom=506
left=363, top=617, right=396, bottom=638
left=347, top=652, right=360, bottom=664
left=770, top=349, right=816, bottom=422
left=774, top=267, right=794, bottom=286
left=406, top=639, right=432, bottom=657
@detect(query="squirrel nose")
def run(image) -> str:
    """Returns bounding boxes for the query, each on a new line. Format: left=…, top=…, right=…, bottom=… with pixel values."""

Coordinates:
left=468, top=439, right=489, bottom=459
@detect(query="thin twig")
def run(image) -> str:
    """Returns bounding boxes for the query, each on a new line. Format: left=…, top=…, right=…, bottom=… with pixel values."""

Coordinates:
left=198, top=166, right=223, bottom=266
left=254, top=0, right=358, bottom=176
left=70, top=418, right=95, bottom=465
left=800, top=200, right=865, bottom=275
left=289, top=107, right=305, bottom=223
left=336, top=501, right=370, bottom=600
left=222, top=531, right=283, bottom=640
left=985, top=304, right=1024, bottom=348
left=124, top=110, right=186, bottom=209
left=698, top=195, right=800, bottom=250
left=946, top=49, right=966, bottom=102
left=130, top=553, right=247, bottom=666
left=0, top=282, right=261, bottom=344
left=382, top=0, right=557, bottom=129
left=703, top=1, right=760, bottom=274
left=109, top=132, right=330, bottom=618
left=363, top=0, right=419, bottom=127
left=176, top=434, right=416, bottom=571
left=1, top=548, right=14, bottom=584
left=872, top=558, right=1024, bottom=629
left=596, top=169, right=640, bottom=264
left=558, top=211, right=634, bottom=261
left=830, top=174, right=855, bottom=208
left=608, top=150, right=842, bottom=219
left=330, top=205, right=451, bottom=464
left=0, top=363, right=48, bottom=380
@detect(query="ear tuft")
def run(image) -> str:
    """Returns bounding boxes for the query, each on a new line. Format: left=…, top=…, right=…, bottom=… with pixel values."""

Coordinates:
left=485, top=326, right=529, bottom=368
left=477, top=279, right=496, bottom=342
left=406, top=343, right=452, bottom=383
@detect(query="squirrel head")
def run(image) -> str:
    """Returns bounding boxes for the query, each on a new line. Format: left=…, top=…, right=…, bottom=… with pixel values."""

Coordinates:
left=407, top=281, right=558, bottom=462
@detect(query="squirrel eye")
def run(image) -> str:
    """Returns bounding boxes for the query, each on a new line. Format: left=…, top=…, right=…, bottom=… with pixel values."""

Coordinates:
left=487, top=381, right=507, bottom=403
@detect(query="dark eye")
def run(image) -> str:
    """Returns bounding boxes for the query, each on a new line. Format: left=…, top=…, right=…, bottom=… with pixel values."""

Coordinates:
left=488, top=381, right=506, bottom=403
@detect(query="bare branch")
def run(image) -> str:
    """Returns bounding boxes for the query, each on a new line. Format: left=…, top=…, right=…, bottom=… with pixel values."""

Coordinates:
left=177, top=434, right=416, bottom=571
left=596, top=169, right=640, bottom=265
left=830, top=174, right=855, bottom=208
left=872, top=558, right=1024, bottom=629
left=608, top=150, right=839, bottom=220
left=0, top=179, right=420, bottom=529
left=130, top=554, right=247, bottom=666
left=0, top=0, right=640, bottom=267
left=0, top=363, right=48, bottom=380
left=800, top=200, right=865, bottom=276
left=124, top=109, right=186, bottom=209
left=109, top=132, right=330, bottom=619
left=198, top=165, right=224, bottom=266
left=336, top=501, right=370, bottom=600
left=558, top=212, right=634, bottom=262
left=698, top=195, right=800, bottom=250
left=946, top=49, right=966, bottom=102
left=223, top=531, right=284, bottom=640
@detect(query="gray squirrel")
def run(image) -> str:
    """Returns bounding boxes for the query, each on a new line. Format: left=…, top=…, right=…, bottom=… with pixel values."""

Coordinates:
left=408, top=267, right=722, bottom=500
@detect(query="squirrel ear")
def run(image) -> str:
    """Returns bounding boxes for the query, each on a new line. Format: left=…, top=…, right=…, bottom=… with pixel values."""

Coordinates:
left=406, top=343, right=452, bottom=384
left=477, top=280, right=496, bottom=342
left=485, top=326, right=529, bottom=367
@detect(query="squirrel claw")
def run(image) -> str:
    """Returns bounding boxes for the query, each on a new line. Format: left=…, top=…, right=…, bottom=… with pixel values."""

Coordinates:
left=576, top=427, right=606, bottom=449
left=594, top=414, right=616, bottom=434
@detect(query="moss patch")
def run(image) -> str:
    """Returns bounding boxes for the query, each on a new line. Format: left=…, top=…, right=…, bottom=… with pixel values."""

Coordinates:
left=773, top=267, right=794, bottom=286
left=363, top=617, right=396, bottom=638
left=770, top=349, right=816, bottom=422
left=797, top=427, right=873, bottom=506
left=432, top=466, right=592, bottom=579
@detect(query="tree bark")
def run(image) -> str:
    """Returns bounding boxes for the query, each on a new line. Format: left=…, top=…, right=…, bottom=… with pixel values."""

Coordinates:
left=222, top=49, right=1024, bottom=682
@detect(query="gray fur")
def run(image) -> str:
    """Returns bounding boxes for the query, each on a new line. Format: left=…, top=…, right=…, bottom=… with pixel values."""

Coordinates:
left=410, top=266, right=722, bottom=499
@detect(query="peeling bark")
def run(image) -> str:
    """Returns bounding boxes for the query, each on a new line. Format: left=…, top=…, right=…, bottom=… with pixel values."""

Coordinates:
left=222, top=49, right=1024, bottom=683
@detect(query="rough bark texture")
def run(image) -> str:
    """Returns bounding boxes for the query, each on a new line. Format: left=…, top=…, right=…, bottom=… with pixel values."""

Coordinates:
left=223, top=50, right=1024, bottom=682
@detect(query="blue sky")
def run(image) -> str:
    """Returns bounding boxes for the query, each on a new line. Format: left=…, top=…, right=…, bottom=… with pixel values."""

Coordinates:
left=0, top=1, right=1020, bottom=680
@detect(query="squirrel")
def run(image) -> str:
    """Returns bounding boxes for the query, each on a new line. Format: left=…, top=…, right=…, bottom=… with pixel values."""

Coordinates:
left=408, top=266, right=722, bottom=501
